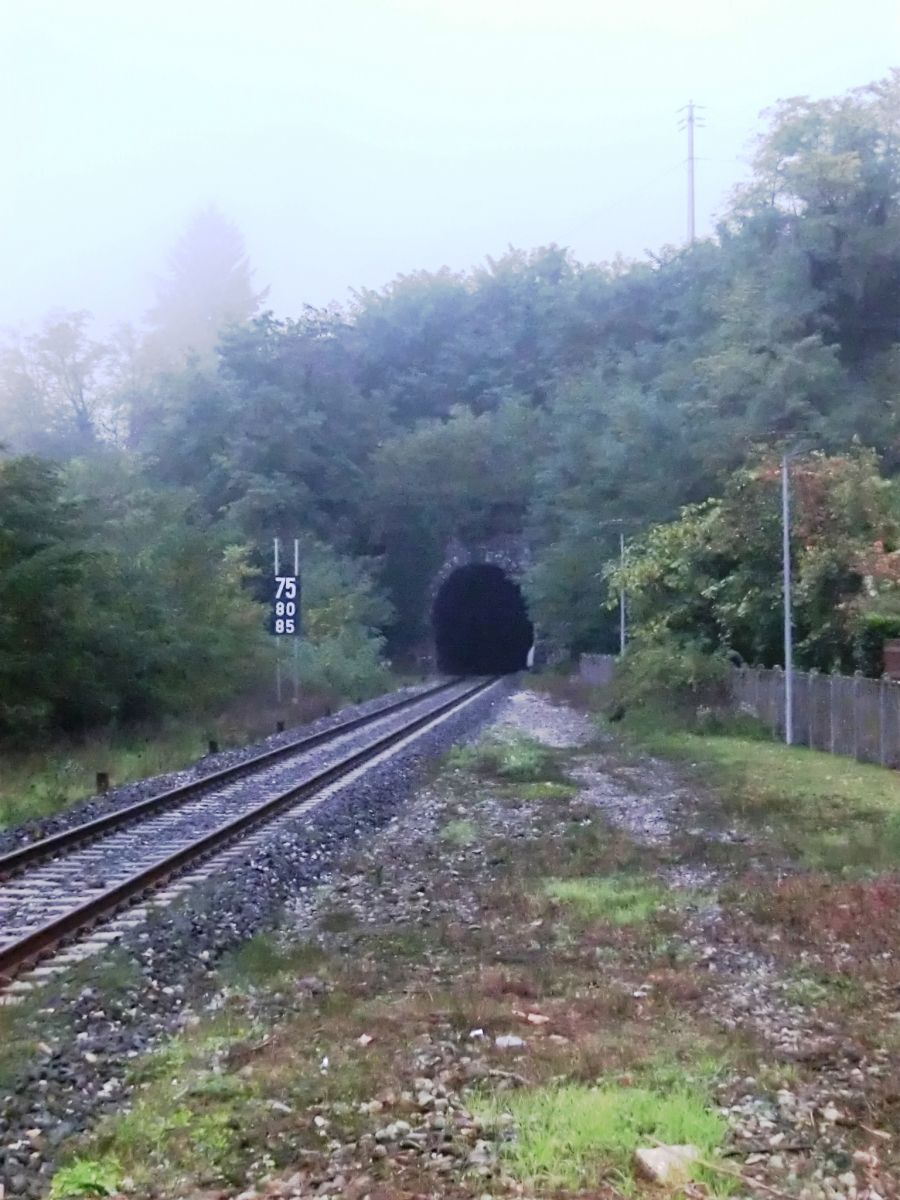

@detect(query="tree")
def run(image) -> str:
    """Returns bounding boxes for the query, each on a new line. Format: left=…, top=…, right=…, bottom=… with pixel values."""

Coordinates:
left=145, top=206, right=267, bottom=362
left=0, top=311, right=122, bottom=455
left=609, top=450, right=900, bottom=672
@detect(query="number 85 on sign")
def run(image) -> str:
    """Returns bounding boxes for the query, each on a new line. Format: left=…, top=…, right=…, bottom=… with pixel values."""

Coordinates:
left=272, top=575, right=301, bottom=636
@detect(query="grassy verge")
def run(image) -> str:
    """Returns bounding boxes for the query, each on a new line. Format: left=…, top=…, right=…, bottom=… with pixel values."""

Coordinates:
left=0, top=690, right=347, bottom=832
left=614, top=706, right=900, bottom=872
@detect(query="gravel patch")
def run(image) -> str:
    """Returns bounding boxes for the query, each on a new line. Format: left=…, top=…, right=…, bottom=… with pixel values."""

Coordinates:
left=492, top=688, right=595, bottom=748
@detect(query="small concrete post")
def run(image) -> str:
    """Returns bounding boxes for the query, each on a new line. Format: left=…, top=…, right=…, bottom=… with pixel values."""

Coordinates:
left=829, top=669, right=836, bottom=755
left=96, top=771, right=109, bottom=793
left=883, top=676, right=892, bottom=768
left=853, top=671, right=862, bottom=761
left=276, top=720, right=285, bottom=733
left=208, top=739, right=219, bottom=755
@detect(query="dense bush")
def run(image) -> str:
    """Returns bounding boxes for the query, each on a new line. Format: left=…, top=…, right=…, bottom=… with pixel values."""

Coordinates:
left=0, top=455, right=271, bottom=744
left=611, top=633, right=731, bottom=714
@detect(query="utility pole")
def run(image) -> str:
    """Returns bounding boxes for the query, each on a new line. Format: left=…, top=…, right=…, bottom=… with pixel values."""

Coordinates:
left=595, top=518, right=633, bottom=656
left=678, top=101, right=704, bottom=244
left=781, top=454, right=794, bottom=745
left=619, top=530, right=626, bottom=656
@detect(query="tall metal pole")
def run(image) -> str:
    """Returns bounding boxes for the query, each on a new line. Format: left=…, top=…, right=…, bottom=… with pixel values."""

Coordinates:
left=619, top=530, right=626, bottom=655
left=781, top=455, right=794, bottom=745
left=687, top=100, right=696, bottom=244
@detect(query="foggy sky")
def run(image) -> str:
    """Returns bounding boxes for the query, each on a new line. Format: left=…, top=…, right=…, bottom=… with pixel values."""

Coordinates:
left=2, top=0, right=898, bottom=333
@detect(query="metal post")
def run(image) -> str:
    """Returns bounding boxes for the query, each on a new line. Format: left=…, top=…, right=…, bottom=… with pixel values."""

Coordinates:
left=619, top=531, right=626, bottom=656
left=880, top=675, right=887, bottom=767
left=781, top=455, right=793, bottom=745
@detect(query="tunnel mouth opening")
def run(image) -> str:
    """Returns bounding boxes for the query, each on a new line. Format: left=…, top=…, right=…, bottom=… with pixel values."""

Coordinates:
left=432, top=563, right=533, bottom=675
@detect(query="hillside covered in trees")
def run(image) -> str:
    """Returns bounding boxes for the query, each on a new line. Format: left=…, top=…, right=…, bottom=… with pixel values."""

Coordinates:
left=2, top=73, right=900, bottom=743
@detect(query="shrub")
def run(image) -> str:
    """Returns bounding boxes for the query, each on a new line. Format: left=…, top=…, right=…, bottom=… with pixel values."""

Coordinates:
left=612, top=632, right=730, bottom=715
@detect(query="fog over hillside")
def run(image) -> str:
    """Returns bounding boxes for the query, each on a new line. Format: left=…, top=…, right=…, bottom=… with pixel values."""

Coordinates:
left=2, top=0, right=897, bottom=331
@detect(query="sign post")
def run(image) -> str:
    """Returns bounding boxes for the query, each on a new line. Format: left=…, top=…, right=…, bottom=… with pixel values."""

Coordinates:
left=272, top=537, right=302, bottom=706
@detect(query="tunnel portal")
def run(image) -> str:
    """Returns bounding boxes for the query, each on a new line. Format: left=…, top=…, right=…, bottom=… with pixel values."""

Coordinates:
left=432, top=563, right=533, bottom=674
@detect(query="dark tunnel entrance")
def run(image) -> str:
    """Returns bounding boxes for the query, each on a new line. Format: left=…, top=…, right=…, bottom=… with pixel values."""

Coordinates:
left=432, top=563, right=534, bottom=674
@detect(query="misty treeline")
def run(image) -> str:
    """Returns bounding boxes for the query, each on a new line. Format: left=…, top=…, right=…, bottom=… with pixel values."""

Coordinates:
left=3, top=73, right=900, bottom=742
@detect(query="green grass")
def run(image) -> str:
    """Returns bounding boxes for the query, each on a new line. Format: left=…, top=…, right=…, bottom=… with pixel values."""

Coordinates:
left=0, top=1000, right=39, bottom=1092
left=0, top=687, right=347, bottom=833
left=218, top=931, right=326, bottom=985
left=446, top=731, right=563, bottom=783
left=77, top=1024, right=267, bottom=1192
left=619, top=710, right=900, bottom=872
left=545, top=874, right=673, bottom=926
left=517, top=780, right=578, bottom=803
left=440, top=817, right=478, bottom=846
left=0, top=714, right=268, bottom=832
left=48, top=1157, right=122, bottom=1198
left=472, top=1078, right=727, bottom=1191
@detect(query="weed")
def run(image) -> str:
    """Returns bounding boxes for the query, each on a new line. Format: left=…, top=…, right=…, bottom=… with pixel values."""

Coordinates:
left=545, top=874, right=672, bottom=926
left=440, top=817, right=478, bottom=847
left=472, top=1079, right=727, bottom=1191
left=447, top=732, right=562, bottom=783
left=48, top=1157, right=122, bottom=1198
left=219, top=931, right=325, bottom=985
left=517, top=780, right=578, bottom=803
left=319, top=905, right=357, bottom=934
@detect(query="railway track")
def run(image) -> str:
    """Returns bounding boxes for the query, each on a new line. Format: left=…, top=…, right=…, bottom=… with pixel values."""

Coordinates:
left=0, top=677, right=497, bottom=989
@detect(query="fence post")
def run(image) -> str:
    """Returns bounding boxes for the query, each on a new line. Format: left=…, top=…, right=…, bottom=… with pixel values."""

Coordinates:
left=808, top=668, right=817, bottom=749
left=829, top=669, right=836, bottom=755
left=774, top=664, right=784, bottom=739
left=880, top=674, right=889, bottom=767
left=853, top=671, right=862, bottom=761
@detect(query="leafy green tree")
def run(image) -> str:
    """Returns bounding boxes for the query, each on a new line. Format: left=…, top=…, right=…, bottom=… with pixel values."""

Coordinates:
left=0, top=453, right=270, bottom=743
left=609, top=450, right=900, bottom=672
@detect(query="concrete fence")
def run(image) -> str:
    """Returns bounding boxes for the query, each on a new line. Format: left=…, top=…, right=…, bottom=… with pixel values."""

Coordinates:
left=579, top=653, right=618, bottom=686
left=732, top=665, right=900, bottom=769
left=581, top=653, right=900, bottom=770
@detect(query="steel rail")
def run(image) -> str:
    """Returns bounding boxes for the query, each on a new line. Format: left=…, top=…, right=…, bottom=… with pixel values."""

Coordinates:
left=0, top=677, right=496, bottom=983
left=0, top=679, right=460, bottom=880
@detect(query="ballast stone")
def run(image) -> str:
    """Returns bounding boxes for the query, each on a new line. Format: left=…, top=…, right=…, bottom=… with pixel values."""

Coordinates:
left=633, top=1144, right=701, bottom=1185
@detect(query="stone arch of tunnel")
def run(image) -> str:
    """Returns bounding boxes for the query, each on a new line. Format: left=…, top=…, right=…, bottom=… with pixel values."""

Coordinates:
left=431, top=563, right=534, bottom=674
